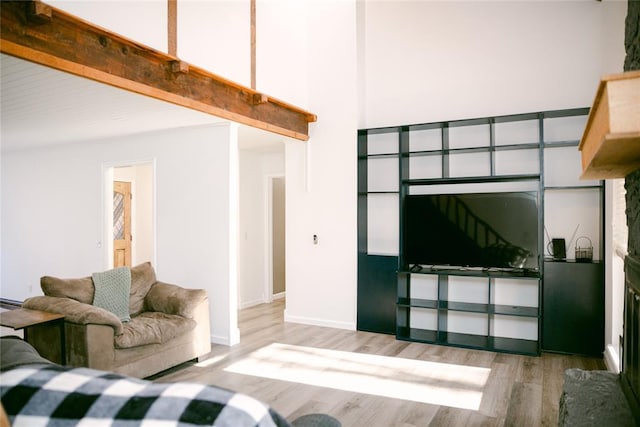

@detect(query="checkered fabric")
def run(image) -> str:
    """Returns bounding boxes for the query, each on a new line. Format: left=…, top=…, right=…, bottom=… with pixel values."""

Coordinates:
left=1, top=365, right=292, bottom=427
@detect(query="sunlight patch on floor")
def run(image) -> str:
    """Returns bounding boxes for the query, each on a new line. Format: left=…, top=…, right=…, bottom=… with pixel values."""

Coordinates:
left=224, top=343, right=490, bottom=410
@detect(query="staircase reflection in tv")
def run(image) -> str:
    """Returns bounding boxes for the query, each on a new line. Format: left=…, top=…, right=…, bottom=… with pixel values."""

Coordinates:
left=403, top=192, right=539, bottom=272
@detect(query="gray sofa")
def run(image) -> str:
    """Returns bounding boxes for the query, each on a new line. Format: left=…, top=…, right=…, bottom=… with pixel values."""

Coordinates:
left=22, top=262, right=211, bottom=378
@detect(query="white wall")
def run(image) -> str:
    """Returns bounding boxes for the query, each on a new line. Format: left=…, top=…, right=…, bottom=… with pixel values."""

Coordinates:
left=360, top=1, right=624, bottom=128
left=1, top=123, right=239, bottom=345
left=132, top=164, right=154, bottom=265
left=284, top=1, right=359, bottom=330
left=47, top=0, right=168, bottom=53
left=48, top=0, right=250, bottom=86
left=0, top=144, right=2, bottom=293
left=605, top=178, right=626, bottom=371
left=601, top=0, right=629, bottom=371
left=0, top=0, right=629, bottom=345
left=256, top=0, right=309, bottom=106
left=238, top=148, right=284, bottom=308
left=282, top=0, right=627, bottom=333
left=178, top=0, right=250, bottom=85
left=601, top=0, right=628, bottom=75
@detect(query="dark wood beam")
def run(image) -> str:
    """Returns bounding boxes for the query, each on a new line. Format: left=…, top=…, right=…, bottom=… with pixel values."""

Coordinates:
left=0, top=0, right=316, bottom=141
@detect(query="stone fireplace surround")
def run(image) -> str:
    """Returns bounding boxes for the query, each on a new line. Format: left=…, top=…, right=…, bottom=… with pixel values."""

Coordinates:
left=622, top=0, right=639, bottom=420
left=559, top=3, right=639, bottom=425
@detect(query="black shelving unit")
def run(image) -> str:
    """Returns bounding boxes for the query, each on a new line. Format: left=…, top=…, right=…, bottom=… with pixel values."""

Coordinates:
left=540, top=115, right=605, bottom=356
left=357, top=107, right=605, bottom=356
left=396, top=268, right=541, bottom=355
left=356, top=129, right=398, bottom=334
left=542, top=259, right=604, bottom=356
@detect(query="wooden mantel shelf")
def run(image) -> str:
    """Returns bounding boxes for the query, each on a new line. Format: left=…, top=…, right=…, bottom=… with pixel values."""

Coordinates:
left=579, top=70, right=640, bottom=180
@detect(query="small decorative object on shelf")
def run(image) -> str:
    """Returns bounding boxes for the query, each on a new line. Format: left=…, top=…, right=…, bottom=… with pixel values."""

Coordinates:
left=575, top=236, right=593, bottom=263
left=550, top=238, right=567, bottom=261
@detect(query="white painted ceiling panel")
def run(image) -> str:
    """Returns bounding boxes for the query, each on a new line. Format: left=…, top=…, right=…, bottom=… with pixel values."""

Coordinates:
left=0, top=54, right=284, bottom=153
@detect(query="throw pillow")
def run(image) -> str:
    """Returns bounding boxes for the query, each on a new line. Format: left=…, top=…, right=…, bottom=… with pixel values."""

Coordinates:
left=92, top=267, right=132, bottom=323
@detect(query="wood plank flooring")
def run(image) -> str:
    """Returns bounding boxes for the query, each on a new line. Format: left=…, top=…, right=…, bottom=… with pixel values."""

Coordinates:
left=155, top=300, right=605, bottom=426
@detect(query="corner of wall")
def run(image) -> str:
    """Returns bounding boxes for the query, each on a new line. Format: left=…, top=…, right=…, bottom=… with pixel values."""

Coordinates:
left=605, top=344, right=621, bottom=373
left=211, top=326, right=240, bottom=347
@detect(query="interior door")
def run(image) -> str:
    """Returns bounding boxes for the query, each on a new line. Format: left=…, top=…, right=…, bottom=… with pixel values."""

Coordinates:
left=113, top=181, right=132, bottom=267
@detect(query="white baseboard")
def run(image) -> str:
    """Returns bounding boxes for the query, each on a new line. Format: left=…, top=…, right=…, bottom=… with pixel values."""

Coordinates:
left=211, top=327, right=240, bottom=347
left=604, top=344, right=620, bottom=373
left=239, top=292, right=285, bottom=309
left=238, top=298, right=264, bottom=310
left=284, top=309, right=355, bottom=331
left=211, top=334, right=230, bottom=346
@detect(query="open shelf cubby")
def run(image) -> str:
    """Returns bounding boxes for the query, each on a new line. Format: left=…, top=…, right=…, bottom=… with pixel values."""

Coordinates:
left=396, top=270, right=540, bottom=355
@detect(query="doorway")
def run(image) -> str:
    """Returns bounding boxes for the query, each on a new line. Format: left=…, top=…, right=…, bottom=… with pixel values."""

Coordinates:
left=104, top=162, right=155, bottom=268
left=271, top=176, right=286, bottom=299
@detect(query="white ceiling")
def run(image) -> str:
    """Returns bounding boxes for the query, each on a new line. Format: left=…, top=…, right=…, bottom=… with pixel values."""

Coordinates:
left=0, top=54, right=285, bottom=153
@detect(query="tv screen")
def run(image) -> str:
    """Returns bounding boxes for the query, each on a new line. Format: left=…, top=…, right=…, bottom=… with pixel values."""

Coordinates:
left=403, top=192, right=539, bottom=272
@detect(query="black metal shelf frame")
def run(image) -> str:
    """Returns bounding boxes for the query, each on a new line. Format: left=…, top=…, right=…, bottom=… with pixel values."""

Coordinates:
left=358, top=107, right=601, bottom=356
left=396, top=270, right=540, bottom=354
left=544, top=185, right=602, bottom=191
left=403, top=174, right=540, bottom=187
left=396, top=327, right=539, bottom=356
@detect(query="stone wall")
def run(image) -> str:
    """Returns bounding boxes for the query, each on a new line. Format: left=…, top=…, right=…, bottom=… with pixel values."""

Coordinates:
left=623, top=1, right=640, bottom=421
left=625, top=0, right=640, bottom=255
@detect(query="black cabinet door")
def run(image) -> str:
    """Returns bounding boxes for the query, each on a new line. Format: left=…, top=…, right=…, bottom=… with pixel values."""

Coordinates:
left=543, top=261, right=604, bottom=356
left=357, top=254, right=397, bottom=334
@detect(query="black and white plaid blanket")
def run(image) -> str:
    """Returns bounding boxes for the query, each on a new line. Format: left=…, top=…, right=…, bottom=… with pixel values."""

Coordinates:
left=1, top=364, right=292, bottom=427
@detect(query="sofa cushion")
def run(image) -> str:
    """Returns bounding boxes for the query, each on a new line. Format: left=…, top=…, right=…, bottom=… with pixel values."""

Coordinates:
left=40, top=276, right=94, bottom=304
left=145, top=282, right=208, bottom=319
left=129, top=262, right=157, bottom=317
left=92, top=267, right=131, bottom=323
left=115, top=312, right=196, bottom=349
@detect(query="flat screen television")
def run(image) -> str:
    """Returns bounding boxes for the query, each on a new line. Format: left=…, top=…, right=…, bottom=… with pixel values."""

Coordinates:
left=403, top=191, right=539, bottom=272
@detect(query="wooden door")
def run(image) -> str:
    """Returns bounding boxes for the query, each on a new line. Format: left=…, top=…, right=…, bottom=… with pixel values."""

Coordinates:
left=113, top=181, right=132, bottom=267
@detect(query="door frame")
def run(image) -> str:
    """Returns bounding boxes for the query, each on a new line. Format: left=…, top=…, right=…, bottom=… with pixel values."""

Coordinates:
left=101, top=159, right=157, bottom=270
left=264, top=173, right=285, bottom=303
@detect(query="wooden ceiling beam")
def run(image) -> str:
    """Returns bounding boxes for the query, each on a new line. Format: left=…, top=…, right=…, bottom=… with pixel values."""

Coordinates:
left=0, top=0, right=316, bottom=141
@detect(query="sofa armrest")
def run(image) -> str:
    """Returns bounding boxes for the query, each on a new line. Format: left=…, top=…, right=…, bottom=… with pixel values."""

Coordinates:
left=23, top=296, right=123, bottom=335
left=144, top=282, right=208, bottom=319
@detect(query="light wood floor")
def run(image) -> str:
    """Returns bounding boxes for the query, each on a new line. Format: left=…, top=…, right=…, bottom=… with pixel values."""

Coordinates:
left=156, top=299, right=605, bottom=426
